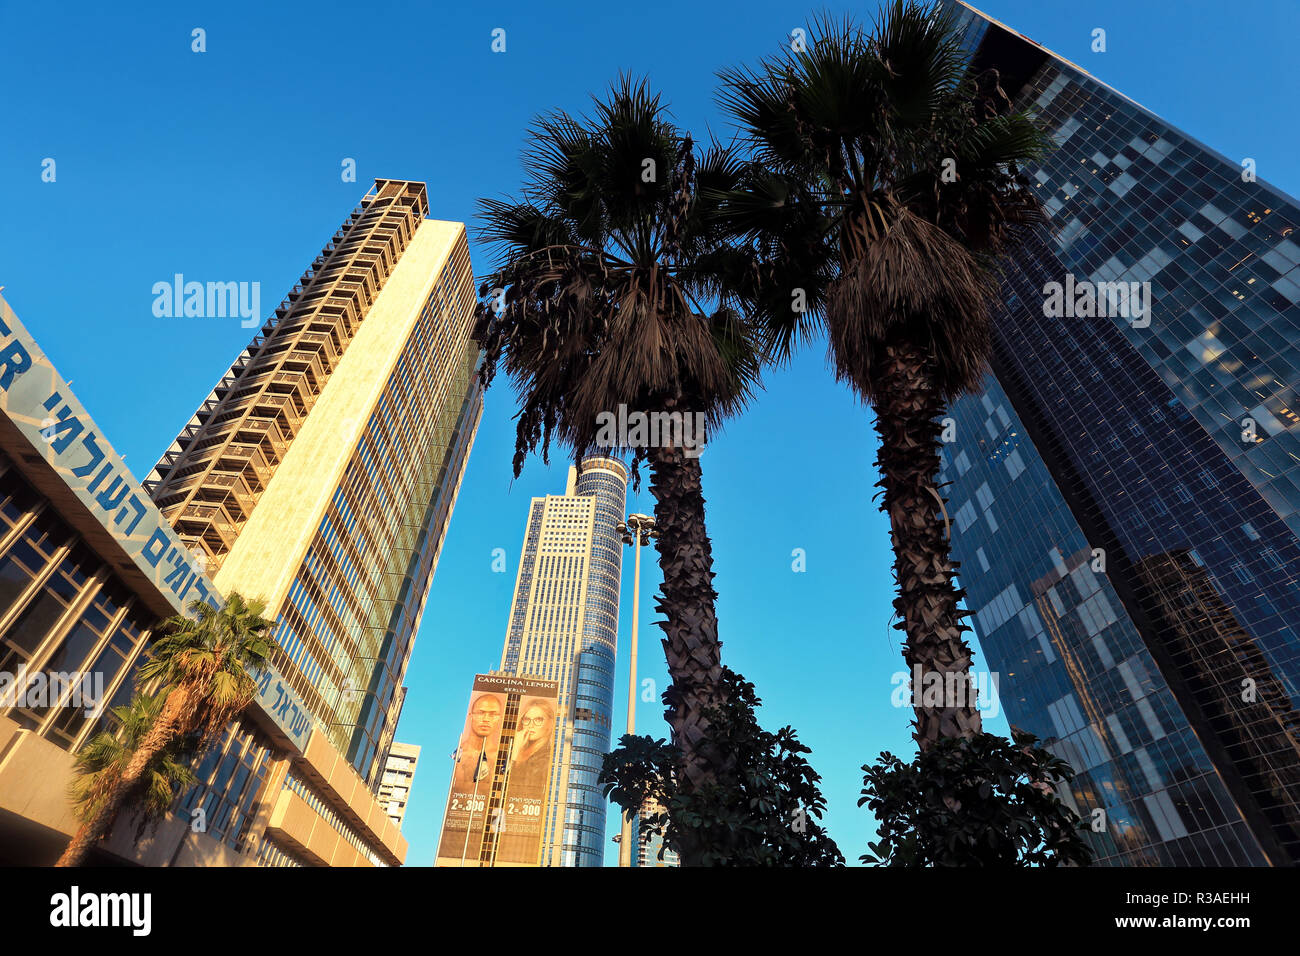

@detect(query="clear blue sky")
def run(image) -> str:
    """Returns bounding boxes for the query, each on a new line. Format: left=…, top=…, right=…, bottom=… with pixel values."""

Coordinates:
left=1, top=1, right=1296, bottom=866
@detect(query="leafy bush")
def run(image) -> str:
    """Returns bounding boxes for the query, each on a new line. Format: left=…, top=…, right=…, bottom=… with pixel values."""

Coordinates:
left=601, top=668, right=844, bottom=866
left=860, top=731, right=1093, bottom=867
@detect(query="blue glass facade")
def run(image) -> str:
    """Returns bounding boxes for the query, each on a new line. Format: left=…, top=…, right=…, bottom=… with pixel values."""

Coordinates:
left=563, top=460, right=626, bottom=866
left=178, top=719, right=273, bottom=854
left=938, top=1, right=1300, bottom=865
left=940, top=376, right=1279, bottom=864
left=633, top=797, right=679, bottom=868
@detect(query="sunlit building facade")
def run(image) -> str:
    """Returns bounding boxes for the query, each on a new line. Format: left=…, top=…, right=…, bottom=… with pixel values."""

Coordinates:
left=938, top=2, right=1300, bottom=865
left=147, top=180, right=483, bottom=787
left=379, top=741, right=421, bottom=828
left=0, top=179, right=479, bottom=866
left=0, top=290, right=405, bottom=866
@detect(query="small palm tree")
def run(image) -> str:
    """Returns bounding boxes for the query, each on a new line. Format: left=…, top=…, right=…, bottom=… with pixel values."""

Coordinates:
left=475, top=77, right=762, bottom=863
left=65, top=694, right=198, bottom=857
left=56, top=593, right=274, bottom=866
left=716, top=2, right=1049, bottom=749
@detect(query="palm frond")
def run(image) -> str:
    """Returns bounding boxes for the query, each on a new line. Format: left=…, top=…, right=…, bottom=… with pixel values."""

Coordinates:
left=715, top=0, right=1050, bottom=397
left=474, top=77, right=767, bottom=476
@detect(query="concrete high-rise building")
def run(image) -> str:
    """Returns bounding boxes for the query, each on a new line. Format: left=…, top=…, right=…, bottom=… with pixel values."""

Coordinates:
left=379, top=741, right=421, bottom=828
left=633, top=794, right=679, bottom=868
left=147, top=179, right=483, bottom=789
left=936, top=2, right=1300, bottom=865
left=436, top=457, right=628, bottom=866
left=0, top=179, right=480, bottom=866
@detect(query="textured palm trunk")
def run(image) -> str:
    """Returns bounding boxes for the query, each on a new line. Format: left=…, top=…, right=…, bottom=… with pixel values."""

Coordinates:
left=646, top=437, right=727, bottom=865
left=873, top=337, right=982, bottom=750
left=55, top=689, right=189, bottom=867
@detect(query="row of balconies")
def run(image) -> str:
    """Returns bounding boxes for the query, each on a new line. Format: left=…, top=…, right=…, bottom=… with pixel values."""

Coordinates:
left=155, top=467, right=259, bottom=515
left=158, top=435, right=276, bottom=494
left=173, top=376, right=308, bottom=457
left=284, top=274, right=371, bottom=325
left=183, top=414, right=293, bottom=463
left=151, top=203, right=409, bottom=510
left=151, top=212, right=377, bottom=499
left=168, top=500, right=239, bottom=553
left=214, top=442, right=274, bottom=490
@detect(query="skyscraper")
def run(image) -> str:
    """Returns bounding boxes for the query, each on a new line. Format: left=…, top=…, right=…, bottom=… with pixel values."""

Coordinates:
left=502, top=456, right=627, bottom=866
left=147, top=179, right=483, bottom=788
left=0, top=179, right=481, bottom=865
left=936, top=2, right=1300, bottom=865
left=436, top=456, right=627, bottom=866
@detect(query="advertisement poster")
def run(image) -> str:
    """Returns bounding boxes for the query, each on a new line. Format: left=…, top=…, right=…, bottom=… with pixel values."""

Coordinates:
left=435, top=674, right=560, bottom=866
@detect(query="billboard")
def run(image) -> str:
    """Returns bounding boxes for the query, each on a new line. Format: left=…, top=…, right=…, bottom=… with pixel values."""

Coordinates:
left=435, top=673, right=560, bottom=866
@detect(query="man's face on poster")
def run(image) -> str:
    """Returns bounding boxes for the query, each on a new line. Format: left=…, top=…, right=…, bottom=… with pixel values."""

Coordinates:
left=470, top=696, right=502, bottom=739
left=519, top=704, right=549, bottom=746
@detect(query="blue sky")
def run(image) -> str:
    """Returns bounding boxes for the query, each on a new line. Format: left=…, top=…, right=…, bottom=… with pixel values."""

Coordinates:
left=1, top=0, right=1296, bottom=866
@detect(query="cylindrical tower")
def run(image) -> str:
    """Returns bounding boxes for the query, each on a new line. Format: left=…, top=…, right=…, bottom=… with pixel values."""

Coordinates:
left=564, top=456, right=628, bottom=865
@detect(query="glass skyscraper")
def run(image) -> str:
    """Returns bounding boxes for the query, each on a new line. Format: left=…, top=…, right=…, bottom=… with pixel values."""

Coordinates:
left=498, top=456, right=628, bottom=866
left=937, top=2, right=1300, bottom=865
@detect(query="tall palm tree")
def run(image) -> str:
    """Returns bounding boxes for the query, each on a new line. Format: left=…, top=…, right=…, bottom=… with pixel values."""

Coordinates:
left=56, top=593, right=274, bottom=866
left=474, top=77, right=762, bottom=863
left=715, top=1, right=1049, bottom=750
left=64, top=694, right=198, bottom=859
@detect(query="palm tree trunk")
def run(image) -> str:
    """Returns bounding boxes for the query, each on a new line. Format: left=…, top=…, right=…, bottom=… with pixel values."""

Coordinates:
left=873, top=337, right=982, bottom=751
left=646, top=437, right=727, bottom=865
left=55, top=690, right=188, bottom=867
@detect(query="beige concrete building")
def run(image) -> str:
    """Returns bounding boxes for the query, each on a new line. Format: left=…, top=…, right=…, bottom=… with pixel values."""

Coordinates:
left=0, top=180, right=480, bottom=866
left=378, top=741, right=420, bottom=828
left=148, top=180, right=481, bottom=786
left=633, top=794, right=680, bottom=868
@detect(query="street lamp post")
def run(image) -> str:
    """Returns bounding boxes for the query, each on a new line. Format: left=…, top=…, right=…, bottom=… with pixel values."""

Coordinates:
left=616, top=512, right=656, bottom=867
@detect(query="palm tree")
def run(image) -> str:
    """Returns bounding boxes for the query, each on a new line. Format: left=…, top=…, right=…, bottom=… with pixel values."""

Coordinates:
left=716, top=1, right=1049, bottom=749
left=474, top=77, right=762, bottom=863
left=64, top=694, right=198, bottom=860
left=56, top=593, right=274, bottom=866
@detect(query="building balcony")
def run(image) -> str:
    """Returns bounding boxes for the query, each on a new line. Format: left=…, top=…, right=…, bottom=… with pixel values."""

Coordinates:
left=156, top=456, right=214, bottom=488
left=249, top=393, right=302, bottom=430
left=228, top=369, right=275, bottom=396
left=294, top=332, right=340, bottom=365
left=232, top=416, right=289, bottom=447
left=174, top=503, right=238, bottom=551
left=280, top=351, right=328, bottom=380
left=195, top=398, right=222, bottom=422
left=216, top=443, right=274, bottom=489
left=158, top=449, right=185, bottom=472
left=198, top=471, right=258, bottom=516
left=206, top=405, right=248, bottom=430
left=269, top=370, right=314, bottom=398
